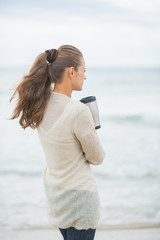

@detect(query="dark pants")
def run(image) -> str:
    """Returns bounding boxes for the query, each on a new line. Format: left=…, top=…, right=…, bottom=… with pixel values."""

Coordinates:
left=59, top=227, right=96, bottom=240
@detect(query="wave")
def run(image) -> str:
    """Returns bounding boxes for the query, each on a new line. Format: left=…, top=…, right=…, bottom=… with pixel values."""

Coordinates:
left=94, top=171, right=160, bottom=180
left=102, top=114, right=160, bottom=128
left=0, top=169, right=43, bottom=177
left=1, top=169, right=160, bottom=180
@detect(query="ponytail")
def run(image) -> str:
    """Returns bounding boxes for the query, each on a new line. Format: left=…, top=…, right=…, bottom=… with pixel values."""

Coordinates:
left=10, top=53, right=51, bottom=129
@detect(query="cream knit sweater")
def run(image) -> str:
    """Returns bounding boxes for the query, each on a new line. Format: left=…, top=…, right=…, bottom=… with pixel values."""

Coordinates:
left=37, top=92, right=105, bottom=230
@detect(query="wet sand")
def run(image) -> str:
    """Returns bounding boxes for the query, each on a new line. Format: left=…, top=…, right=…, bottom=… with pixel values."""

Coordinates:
left=1, top=223, right=160, bottom=240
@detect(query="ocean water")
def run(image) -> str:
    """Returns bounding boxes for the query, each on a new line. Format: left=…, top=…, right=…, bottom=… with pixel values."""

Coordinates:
left=0, top=67, right=160, bottom=230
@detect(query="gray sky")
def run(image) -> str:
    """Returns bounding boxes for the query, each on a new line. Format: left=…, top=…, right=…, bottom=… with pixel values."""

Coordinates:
left=0, top=0, right=160, bottom=68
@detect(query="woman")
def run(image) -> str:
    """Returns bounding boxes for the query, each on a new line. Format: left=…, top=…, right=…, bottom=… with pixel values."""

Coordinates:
left=10, top=45, right=105, bottom=240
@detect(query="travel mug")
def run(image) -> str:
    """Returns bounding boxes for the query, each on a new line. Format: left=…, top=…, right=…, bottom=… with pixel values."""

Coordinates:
left=80, top=96, right=101, bottom=130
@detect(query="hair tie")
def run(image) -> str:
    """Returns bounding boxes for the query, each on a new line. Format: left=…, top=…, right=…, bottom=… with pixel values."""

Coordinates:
left=45, top=49, right=58, bottom=64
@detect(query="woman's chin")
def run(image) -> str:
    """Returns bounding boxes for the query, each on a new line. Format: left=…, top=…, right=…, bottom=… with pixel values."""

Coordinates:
left=73, top=86, right=83, bottom=91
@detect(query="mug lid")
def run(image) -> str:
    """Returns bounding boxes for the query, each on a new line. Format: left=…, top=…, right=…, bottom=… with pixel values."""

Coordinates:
left=80, top=96, right=96, bottom=103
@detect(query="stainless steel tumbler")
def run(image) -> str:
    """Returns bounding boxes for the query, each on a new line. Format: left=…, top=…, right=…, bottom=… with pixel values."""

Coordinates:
left=80, top=96, right=101, bottom=130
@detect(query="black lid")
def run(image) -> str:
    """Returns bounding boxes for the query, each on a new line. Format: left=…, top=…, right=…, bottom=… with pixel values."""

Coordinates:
left=80, top=96, right=96, bottom=104
left=95, top=125, right=101, bottom=130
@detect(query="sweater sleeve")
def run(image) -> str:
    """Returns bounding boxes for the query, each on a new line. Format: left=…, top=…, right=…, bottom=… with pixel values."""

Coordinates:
left=73, top=106, right=105, bottom=165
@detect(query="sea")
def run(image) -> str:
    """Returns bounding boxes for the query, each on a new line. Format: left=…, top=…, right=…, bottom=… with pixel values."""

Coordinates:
left=0, top=66, right=160, bottom=230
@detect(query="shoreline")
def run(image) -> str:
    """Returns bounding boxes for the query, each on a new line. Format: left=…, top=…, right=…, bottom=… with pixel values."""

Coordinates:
left=97, top=222, right=160, bottom=230
left=11, top=222, right=160, bottom=231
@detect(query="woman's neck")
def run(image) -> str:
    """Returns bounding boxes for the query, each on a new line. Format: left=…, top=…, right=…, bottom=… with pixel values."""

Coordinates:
left=53, top=79, right=72, bottom=98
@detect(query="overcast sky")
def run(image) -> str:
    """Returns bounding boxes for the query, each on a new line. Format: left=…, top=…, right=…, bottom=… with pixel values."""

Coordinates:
left=0, top=0, right=160, bottom=68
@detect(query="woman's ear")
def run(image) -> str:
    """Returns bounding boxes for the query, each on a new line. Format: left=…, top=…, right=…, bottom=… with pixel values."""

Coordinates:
left=68, top=67, right=75, bottom=78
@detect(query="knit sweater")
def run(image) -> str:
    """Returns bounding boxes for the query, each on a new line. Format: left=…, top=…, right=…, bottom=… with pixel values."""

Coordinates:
left=37, top=92, right=105, bottom=230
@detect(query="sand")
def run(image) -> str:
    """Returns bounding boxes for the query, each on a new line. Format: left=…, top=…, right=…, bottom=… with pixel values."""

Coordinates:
left=1, top=228, right=160, bottom=240
left=1, top=224, right=160, bottom=240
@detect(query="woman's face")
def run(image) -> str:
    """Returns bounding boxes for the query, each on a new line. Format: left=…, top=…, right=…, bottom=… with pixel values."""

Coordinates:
left=71, top=57, right=86, bottom=91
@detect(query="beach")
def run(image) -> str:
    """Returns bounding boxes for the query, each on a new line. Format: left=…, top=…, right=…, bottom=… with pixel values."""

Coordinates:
left=1, top=0, right=160, bottom=238
left=1, top=224, right=160, bottom=240
left=0, top=67, right=160, bottom=235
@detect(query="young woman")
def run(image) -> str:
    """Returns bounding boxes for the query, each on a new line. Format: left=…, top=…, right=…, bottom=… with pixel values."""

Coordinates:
left=10, top=45, right=105, bottom=240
